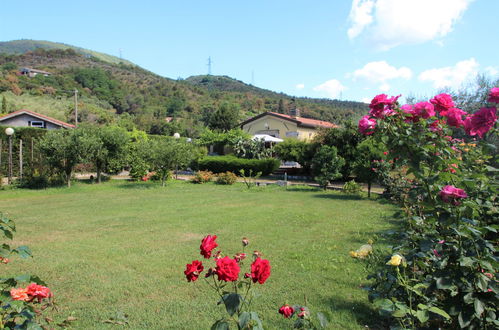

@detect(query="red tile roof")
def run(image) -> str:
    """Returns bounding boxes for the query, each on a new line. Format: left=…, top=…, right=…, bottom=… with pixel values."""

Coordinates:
left=0, top=109, right=75, bottom=128
left=240, top=111, right=338, bottom=129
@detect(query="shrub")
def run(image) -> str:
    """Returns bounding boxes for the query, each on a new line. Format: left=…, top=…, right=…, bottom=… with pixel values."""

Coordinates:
left=311, top=145, right=345, bottom=190
left=191, top=170, right=213, bottom=184
left=352, top=91, right=498, bottom=329
left=342, top=180, right=361, bottom=195
left=216, top=171, right=237, bottom=185
left=198, top=156, right=280, bottom=176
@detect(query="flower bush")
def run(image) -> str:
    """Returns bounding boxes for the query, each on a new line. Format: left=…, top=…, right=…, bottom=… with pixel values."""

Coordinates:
left=216, top=171, right=238, bottom=185
left=191, top=170, right=214, bottom=184
left=0, top=213, right=55, bottom=328
left=354, top=90, right=498, bottom=328
left=184, top=235, right=271, bottom=329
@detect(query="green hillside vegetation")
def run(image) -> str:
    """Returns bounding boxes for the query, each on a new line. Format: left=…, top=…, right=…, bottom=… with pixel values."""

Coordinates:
left=0, top=39, right=134, bottom=65
left=0, top=40, right=368, bottom=136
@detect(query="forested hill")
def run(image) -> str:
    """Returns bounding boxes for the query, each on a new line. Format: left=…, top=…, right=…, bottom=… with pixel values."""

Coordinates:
left=0, top=40, right=368, bottom=137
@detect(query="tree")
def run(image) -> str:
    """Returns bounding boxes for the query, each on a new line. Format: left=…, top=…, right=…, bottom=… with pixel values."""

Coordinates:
left=39, top=129, right=98, bottom=187
left=1, top=96, right=7, bottom=114
left=311, top=145, right=345, bottom=190
left=83, top=126, right=130, bottom=183
left=314, top=121, right=364, bottom=179
left=352, top=138, right=384, bottom=198
left=149, top=138, right=194, bottom=186
left=208, top=102, right=240, bottom=132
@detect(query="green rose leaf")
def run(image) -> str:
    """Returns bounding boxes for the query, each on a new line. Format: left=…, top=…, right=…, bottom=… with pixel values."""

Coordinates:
left=220, top=293, right=241, bottom=317
left=428, top=306, right=451, bottom=320
left=416, top=309, right=429, bottom=323
left=211, top=319, right=230, bottom=330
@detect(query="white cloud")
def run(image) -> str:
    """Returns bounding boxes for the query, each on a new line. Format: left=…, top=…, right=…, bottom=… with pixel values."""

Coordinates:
left=351, top=61, right=412, bottom=91
left=347, top=0, right=473, bottom=50
left=347, top=0, right=375, bottom=39
left=313, top=79, right=346, bottom=98
left=418, top=58, right=479, bottom=89
left=295, top=83, right=305, bottom=90
left=361, top=97, right=371, bottom=103
left=485, top=66, right=498, bottom=77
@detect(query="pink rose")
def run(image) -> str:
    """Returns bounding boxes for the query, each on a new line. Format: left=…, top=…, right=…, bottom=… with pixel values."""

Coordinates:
left=430, top=93, right=455, bottom=114
left=444, top=108, right=468, bottom=128
left=26, top=283, right=52, bottom=302
left=487, top=87, right=499, bottom=103
left=464, top=107, right=497, bottom=138
left=358, top=115, right=376, bottom=135
left=439, top=185, right=467, bottom=205
left=369, top=94, right=400, bottom=118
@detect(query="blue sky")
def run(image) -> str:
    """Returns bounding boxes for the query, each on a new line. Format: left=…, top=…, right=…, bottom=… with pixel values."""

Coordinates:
left=1, top=0, right=497, bottom=103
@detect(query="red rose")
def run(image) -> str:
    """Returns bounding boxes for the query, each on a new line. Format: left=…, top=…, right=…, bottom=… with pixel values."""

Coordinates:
left=184, top=260, right=204, bottom=282
left=279, top=304, right=294, bottom=318
left=26, top=283, right=52, bottom=301
left=368, top=94, right=400, bottom=118
left=250, top=257, right=271, bottom=284
left=200, top=235, right=218, bottom=259
left=215, top=256, right=240, bottom=282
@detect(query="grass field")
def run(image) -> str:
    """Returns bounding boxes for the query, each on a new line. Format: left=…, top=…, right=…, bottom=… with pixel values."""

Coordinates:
left=0, top=180, right=398, bottom=329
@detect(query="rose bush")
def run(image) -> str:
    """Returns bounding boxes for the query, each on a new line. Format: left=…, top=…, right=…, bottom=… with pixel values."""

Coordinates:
left=354, top=90, right=498, bottom=328
left=184, top=235, right=271, bottom=329
left=0, top=213, right=57, bottom=328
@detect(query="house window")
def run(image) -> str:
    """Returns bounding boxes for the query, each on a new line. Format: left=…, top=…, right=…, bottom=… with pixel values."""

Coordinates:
left=30, top=121, right=45, bottom=128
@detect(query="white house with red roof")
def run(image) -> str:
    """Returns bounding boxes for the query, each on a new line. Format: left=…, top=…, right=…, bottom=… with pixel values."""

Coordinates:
left=240, top=108, right=337, bottom=141
left=0, top=110, right=75, bottom=129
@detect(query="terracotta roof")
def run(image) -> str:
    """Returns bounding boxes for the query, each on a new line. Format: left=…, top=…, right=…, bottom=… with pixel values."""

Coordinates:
left=0, top=109, right=75, bottom=129
left=240, top=111, right=338, bottom=129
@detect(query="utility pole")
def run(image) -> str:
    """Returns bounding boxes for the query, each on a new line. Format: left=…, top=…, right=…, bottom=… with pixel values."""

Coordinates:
left=74, top=89, right=78, bottom=127
left=207, top=56, right=212, bottom=75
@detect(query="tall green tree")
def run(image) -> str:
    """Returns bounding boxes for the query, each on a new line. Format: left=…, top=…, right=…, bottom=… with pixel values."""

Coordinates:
left=311, top=145, right=345, bottom=190
left=1, top=96, right=7, bottom=114
left=39, top=129, right=99, bottom=187
left=149, top=138, right=194, bottom=186
left=208, top=102, right=240, bottom=132
left=83, top=125, right=130, bottom=183
left=314, top=121, right=364, bottom=179
left=353, top=138, right=384, bottom=198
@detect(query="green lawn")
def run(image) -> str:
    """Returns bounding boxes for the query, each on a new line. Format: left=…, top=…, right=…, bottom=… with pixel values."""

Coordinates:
left=0, top=181, right=398, bottom=329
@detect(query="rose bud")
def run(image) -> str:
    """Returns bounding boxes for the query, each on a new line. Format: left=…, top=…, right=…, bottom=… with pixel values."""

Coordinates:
left=213, top=251, right=222, bottom=260
left=242, top=237, right=249, bottom=247
left=0, top=257, right=9, bottom=264
left=298, top=307, right=310, bottom=319
left=278, top=304, right=294, bottom=318
left=253, top=250, right=262, bottom=259
left=234, top=253, right=247, bottom=262
left=205, top=267, right=215, bottom=278
left=244, top=273, right=251, bottom=278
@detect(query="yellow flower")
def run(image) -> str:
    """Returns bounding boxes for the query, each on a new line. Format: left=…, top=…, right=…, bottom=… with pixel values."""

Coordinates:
left=349, top=251, right=358, bottom=258
left=367, top=239, right=374, bottom=245
left=386, top=254, right=403, bottom=266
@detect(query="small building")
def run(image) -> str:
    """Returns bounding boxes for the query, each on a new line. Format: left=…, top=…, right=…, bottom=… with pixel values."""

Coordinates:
left=19, top=68, right=52, bottom=78
left=240, top=108, right=337, bottom=141
left=0, top=109, right=75, bottom=129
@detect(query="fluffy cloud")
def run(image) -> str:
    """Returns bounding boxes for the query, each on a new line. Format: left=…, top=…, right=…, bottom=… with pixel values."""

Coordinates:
left=418, top=58, right=479, bottom=89
left=347, top=0, right=473, bottom=50
left=295, top=83, right=305, bottom=90
left=347, top=0, right=375, bottom=39
left=313, top=79, right=346, bottom=98
left=351, top=61, right=412, bottom=91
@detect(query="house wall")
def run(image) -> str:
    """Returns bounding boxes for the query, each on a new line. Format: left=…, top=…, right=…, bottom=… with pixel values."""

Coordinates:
left=242, top=115, right=298, bottom=139
left=0, top=114, right=62, bottom=130
left=242, top=115, right=318, bottom=141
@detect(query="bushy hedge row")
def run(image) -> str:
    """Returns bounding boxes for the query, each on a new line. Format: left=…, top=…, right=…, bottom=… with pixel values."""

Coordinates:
left=198, top=156, right=280, bottom=176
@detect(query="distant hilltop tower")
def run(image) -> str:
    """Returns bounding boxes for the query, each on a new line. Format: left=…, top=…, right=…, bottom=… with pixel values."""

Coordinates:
left=207, top=56, right=212, bottom=75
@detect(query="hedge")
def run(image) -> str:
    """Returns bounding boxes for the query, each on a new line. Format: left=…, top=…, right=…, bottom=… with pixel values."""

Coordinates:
left=198, top=156, right=280, bottom=176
